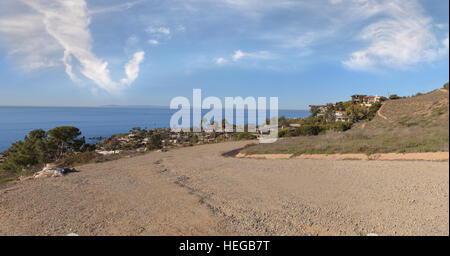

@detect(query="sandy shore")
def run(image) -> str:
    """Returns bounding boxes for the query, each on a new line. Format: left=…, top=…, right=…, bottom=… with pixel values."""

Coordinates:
left=0, top=141, right=448, bottom=236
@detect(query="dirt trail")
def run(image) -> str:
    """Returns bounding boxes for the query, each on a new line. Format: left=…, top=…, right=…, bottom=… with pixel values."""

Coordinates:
left=377, top=103, right=390, bottom=121
left=0, top=141, right=448, bottom=236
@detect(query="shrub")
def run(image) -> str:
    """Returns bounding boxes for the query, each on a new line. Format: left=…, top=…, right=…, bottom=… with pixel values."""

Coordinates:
left=236, top=132, right=256, bottom=141
left=278, top=116, right=289, bottom=128
left=101, top=135, right=123, bottom=150
left=389, top=94, right=400, bottom=100
left=278, top=129, right=291, bottom=138
left=120, top=144, right=133, bottom=150
left=367, top=102, right=382, bottom=120
left=147, top=134, right=163, bottom=150
left=294, top=125, right=322, bottom=136
left=56, top=151, right=99, bottom=167
left=331, top=122, right=353, bottom=132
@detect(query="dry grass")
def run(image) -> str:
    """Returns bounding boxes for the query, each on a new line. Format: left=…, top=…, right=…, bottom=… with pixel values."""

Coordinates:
left=243, top=89, right=449, bottom=155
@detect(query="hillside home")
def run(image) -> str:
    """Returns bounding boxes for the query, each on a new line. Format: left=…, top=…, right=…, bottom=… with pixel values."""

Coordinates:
left=351, top=94, right=366, bottom=103
left=362, top=96, right=384, bottom=106
left=309, top=105, right=328, bottom=116
left=334, top=110, right=350, bottom=122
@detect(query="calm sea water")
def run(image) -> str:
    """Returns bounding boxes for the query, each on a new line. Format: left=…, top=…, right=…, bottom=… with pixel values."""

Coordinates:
left=0, top=106, right=310, bottom=151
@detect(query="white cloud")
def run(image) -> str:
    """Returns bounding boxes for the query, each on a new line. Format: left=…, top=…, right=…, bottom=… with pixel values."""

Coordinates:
left=212, top=50, right=275, bottom=68
left=145, top=25, right=172, bottom=45
left=89, top=1, right=142, bottom=15
left=232, top=50, right=274, bottom=61
left=0, top=0, right=145, bottom=93
left=148, top=39, right=159, bottom=45
left=215, top=57, right=227, bottom=65
left=121, top=51, right=145, bottom=86
left=0, top=12, right=62, bottom=70
left=232, top=50, right=245, bottom=61
left=219, top=0, right=448, bottom=70
left=146, top=26, right=171, bottom=35
left=342, top=0, right=448, bottom=70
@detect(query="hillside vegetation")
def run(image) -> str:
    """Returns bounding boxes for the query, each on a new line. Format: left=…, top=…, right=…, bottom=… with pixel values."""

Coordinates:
left=243, top=88, right=449, bottom=155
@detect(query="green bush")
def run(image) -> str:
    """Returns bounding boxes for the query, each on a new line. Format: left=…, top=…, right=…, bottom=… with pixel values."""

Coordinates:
left=278, top=129, right=291, bottom=138
left=56, top=151, right=99, bottom=167
left=147, top=134, right=163, bottom=150
left=367, top=102, right=382, bottom=120
left=389, top=94, right=400, bottom=100
left=236, top=132, right=256, bottom=141
left=121, top=144, right=133, bottom=150
left=331, top=122, right=353, bottom=132
left=294, top=125, right=322, bottom=136
left=278, top=116, right=289, bottom=127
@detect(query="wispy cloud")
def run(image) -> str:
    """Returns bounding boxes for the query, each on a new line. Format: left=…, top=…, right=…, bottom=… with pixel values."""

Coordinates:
left=145, top=25, right=173, bottom=46
left=214, top=50, right=275, bottom=66
left=219, top=0, right=449, bottom=70
left=232, top=50, right=245, bottom=61
left=88, top=0, right=143, bottom=15
left=0, top=0, right=447, bottom=84
left=148, top=39, right=159, bottom=45
left=337, top=0, right=448, bottom=70
left=0, top=0, right=145, bottom=93
left=146, top=26, right=171, bottom=35
left=232, top=50, right=274, bottom=61
left=0, top=12, right=62, bottom=70
left=215, top=57, right=227, bottom=65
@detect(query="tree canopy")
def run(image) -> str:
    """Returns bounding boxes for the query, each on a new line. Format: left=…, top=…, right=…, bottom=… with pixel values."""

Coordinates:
left=1, top=126, right=92, bottom=173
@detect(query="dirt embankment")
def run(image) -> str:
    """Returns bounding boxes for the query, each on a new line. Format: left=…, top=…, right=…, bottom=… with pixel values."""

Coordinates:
left=235, top=152, right=449, bottom=161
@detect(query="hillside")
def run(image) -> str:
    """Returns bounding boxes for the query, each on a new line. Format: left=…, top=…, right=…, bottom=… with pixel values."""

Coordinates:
left=243, top=89, right=449, bottom=155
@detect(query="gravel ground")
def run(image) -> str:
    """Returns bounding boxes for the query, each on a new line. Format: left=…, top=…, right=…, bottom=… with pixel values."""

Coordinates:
left=0, top=141, right=448, bottom=236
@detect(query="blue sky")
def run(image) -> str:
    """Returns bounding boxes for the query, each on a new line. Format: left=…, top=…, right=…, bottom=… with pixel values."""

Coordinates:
left=0, top=0, right=448, bottom=109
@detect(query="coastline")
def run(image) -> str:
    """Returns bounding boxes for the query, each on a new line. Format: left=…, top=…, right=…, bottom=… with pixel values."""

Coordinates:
left=0, top=106, right=310, bottom=152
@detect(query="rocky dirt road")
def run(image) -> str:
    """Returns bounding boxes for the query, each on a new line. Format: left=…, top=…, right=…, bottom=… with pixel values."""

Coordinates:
left=0, top=141, right=448, bottom=236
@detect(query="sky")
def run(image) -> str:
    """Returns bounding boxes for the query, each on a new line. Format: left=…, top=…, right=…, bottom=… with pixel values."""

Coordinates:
left=0, top=0, right=448, bottom=109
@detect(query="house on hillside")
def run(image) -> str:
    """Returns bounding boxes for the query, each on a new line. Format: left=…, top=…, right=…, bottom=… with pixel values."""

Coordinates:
left=334, top=110, right=349, bottom=122
left=362, top=96, right=385, bottom=106
left=309, top=105, right=328, bottom=116
left=351, top=94, right=366, bottom=103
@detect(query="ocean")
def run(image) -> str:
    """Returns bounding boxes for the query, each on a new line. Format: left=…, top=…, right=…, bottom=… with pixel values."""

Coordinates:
left=0, top=106, right=310, bottom=152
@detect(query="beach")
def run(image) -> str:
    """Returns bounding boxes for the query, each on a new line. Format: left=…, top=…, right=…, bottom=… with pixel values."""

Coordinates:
left=0, top=141, right=448, bottom=236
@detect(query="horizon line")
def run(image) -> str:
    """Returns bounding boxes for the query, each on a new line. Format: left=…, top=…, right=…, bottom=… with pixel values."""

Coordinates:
left=0, top=105, right=310, bottom=111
